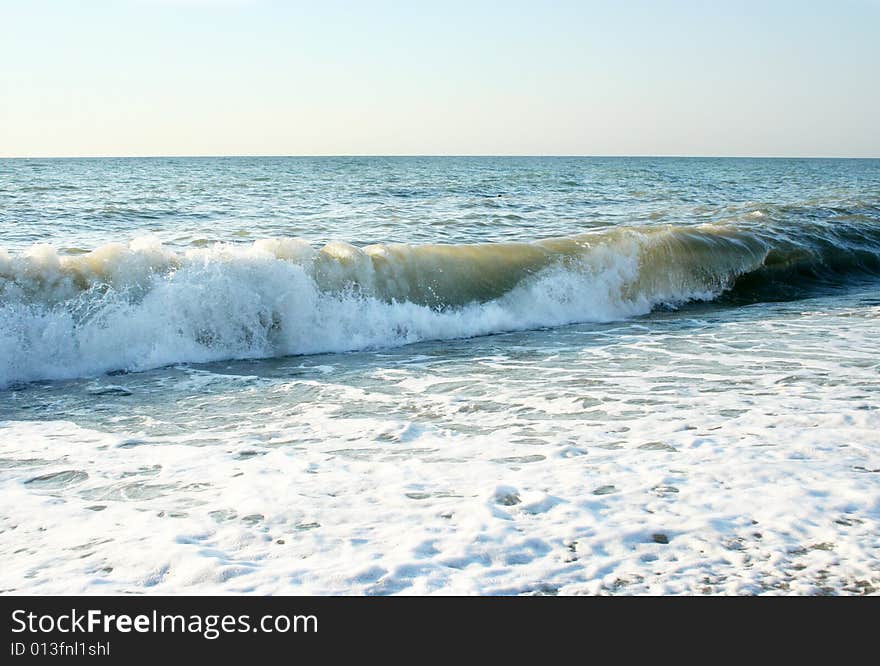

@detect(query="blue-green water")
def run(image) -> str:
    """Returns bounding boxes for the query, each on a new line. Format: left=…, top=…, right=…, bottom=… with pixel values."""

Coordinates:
left=3, top=156, right=879, bottom=250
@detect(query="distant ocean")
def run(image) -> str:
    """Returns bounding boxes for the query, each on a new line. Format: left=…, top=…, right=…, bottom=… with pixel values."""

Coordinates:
left=1, top=157, right=878, bottom=594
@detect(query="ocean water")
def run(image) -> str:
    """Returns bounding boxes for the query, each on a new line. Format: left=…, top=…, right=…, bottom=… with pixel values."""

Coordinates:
left=1, top=156, right=879, bottom=595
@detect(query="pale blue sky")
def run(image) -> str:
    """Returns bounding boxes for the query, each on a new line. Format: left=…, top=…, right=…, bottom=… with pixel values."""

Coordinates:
left=1, top=0, right=878, bottom=157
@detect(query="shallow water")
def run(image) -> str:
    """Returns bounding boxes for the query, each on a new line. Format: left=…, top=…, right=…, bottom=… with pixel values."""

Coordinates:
left=1, top=157, right=879, bottom=594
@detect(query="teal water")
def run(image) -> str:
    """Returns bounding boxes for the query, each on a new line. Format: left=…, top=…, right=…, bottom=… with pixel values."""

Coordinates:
left=3, top=156, right=879, bottom=250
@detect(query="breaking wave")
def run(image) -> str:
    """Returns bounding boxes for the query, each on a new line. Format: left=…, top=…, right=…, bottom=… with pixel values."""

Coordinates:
left=2, top=219, right=879, bottom=386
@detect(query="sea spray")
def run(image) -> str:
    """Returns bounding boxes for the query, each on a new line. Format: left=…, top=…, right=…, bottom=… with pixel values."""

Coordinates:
left=2, top=220, right=879, bottom=386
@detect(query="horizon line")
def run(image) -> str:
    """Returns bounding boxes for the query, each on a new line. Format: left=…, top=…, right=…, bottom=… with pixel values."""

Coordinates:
left=2, top=153, right=879, bottom=160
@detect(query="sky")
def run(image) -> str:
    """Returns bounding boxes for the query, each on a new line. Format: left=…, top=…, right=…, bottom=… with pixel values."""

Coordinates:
left=1, top=0, right=878, bottom=157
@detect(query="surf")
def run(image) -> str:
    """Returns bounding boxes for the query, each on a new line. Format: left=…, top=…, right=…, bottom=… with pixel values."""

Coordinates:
left=2, top=218, right=879, bottom=387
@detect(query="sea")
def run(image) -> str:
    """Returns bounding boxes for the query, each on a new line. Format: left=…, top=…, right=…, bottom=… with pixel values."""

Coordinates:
left=1, top=156, right=878, bottom=594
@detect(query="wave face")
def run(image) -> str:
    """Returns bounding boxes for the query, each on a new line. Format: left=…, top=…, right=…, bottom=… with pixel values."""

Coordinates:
left=2, top=220, right=880, bottom=386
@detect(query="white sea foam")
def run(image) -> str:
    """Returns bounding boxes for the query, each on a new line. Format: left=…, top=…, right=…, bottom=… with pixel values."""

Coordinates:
left=2, top=292, right=878, bottom=595
left=0, top=233, right=741, bottom=387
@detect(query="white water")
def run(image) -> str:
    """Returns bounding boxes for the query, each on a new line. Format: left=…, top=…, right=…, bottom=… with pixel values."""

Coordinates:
left=2, top=289, right=878, bottom=595
left=0, top=234, right=732, bottom=387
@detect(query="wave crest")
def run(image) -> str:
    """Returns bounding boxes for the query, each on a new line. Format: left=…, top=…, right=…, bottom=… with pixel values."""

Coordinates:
left=2, top=220, right=879, bottom=386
